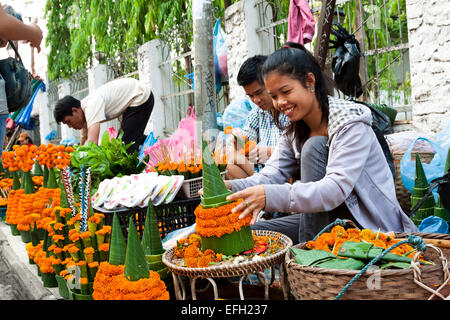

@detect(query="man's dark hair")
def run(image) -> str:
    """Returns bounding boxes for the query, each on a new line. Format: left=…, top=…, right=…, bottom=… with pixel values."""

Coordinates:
left=237, top=55, right=267, bottom=87
left=54, top=95, right=81, bottom=123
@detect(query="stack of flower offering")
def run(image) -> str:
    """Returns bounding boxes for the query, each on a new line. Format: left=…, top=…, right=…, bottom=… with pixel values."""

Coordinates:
left=195, top=139, right=254, bottom=256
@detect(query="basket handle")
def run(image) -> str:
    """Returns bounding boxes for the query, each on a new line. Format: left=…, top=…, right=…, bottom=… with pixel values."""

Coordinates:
left=313, top=218, right=358, bottom=241
left=411, top=244, right=450, bottom=300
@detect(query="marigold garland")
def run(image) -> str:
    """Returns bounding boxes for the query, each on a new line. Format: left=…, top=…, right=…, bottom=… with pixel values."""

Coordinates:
left=92, top=262, right=170, bottom=300
left=194, top=199, right=252, bottom=238
left=306, top=225, right=419, bottom=258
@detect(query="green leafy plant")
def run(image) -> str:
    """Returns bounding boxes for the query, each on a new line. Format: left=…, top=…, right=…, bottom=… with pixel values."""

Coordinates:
left=70, top=130, right=146, bottom=197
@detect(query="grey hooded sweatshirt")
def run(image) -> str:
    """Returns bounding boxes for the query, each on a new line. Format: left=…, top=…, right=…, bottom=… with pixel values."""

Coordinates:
left=229, top=97, right=418, bottom=233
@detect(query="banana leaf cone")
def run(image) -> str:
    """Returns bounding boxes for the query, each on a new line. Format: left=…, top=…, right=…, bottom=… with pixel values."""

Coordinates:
left=142, top=199, right=165, bottom=264
left=414, top=153, right=429, bottom=189
left=11, top=171, right=21, bottom=190
left=337, top=241, right=413, bottom=263
left=22, top=171, right=34, bottom=195
left=47, top=167, right=58, bottom=189
left=124, top=219, right=149, bottom=281
left=434, top=196, right=450, bottom=223
left=33, top=160, right=43, bottom=177
left=57, top=178, right=71, bottom=212
left=108, top=212, right=126, bottom=266
left=43, top=166, right=48, bottom=188
left=199, top=138, right=253, bottom=255
left=200, top=138, right=232, bottom=209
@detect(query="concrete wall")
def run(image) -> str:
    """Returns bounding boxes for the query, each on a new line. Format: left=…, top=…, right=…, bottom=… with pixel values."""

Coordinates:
left=224, top=0, right=276, bottom=102
left=406, top=0, right=450, bottom=134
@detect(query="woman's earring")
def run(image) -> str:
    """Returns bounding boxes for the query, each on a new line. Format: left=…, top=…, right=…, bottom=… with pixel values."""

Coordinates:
left=311, top=85, right=315, bottom=93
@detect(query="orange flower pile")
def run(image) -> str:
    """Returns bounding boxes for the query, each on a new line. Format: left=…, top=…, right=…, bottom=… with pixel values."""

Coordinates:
left=155, top=160, right=204, bottom=178
left=173, top=233, right=223, bottom=268
left=306, top=225, right=418, bottom=258
left=5, top=189, right=23, bottom=225
left=13, top=145, right=39, bottom=172
left=36, top=144, right=73, bottom=169
left=194, top=199, right=252, bottom=238
left=25, top=241, right=43, bottom=262
left=92, top=262, right=170, bottom=300
left=0, top=178, right=13, bottom=190
left=32, top=176, right=43, bottom=186
left=1, top=151, right=19, bottom=172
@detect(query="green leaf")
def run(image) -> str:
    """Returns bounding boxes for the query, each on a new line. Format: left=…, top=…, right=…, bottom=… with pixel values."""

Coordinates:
left=108, top=212, right=127, bottom=266
left=141, top=199, right=165, bottom=255
left=124, top=219, right=149, bottom=281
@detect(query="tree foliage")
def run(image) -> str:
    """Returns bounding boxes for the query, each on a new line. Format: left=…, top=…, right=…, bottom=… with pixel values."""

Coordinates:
left=45, top=0, right=239, bottom=80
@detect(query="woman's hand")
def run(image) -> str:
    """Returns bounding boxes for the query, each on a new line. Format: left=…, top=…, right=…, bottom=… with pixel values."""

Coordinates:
left=226, top=185, right=266, bottom=225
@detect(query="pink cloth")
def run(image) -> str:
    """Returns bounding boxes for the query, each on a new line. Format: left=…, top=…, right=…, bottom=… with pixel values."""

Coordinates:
left=287, top=0, right=316, bottom=45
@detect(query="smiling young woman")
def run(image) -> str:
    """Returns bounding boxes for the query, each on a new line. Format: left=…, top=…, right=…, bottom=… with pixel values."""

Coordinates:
left=225, top=42, right=417, bottom=244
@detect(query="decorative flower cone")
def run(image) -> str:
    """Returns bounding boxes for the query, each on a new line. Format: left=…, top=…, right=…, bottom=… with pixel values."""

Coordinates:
left=46, top=167, right=58, bottom=189
left=88, top=261, right=99, bottom=280
left=108, top=212, right=126, bottom=265
left=33, top=160, right=43, bottom=177
left=142, top=199, right=165, bottom=267
left=12, top=170, right=21, bottom=190
left=84, top=247, right=95, bottom=264
left=196, top=138, right=254, bottom=256
left=124, top=219, right=149, bottom=281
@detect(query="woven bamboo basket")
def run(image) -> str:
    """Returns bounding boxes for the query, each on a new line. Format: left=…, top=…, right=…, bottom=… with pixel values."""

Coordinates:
left=285, top=232, right=450, bottom=300
left=162, top=230, right=292, bottom=278
left=392, top=151, right=435, bottom=213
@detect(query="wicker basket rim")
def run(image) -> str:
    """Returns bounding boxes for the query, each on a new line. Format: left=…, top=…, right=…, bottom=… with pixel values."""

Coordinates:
left=162, top=230, right=293, bottom=276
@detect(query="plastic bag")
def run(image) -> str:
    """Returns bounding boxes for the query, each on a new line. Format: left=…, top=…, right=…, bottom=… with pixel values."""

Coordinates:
left=138, top=131, right=157, bottom=164
left=330, top=22, right=363, bottom=98
left=170, top=106, right=196, bottom=147
left=213, top=18, right=228, bottom=93
left=222, top=98, right=254, bottom=130
left=162, top=223, right=196, bottom=250
left=400, top=137, right=448, bottom=192
left=434, top=120, right=450, bottom=150
left=418, top=216, right=449, bottom=234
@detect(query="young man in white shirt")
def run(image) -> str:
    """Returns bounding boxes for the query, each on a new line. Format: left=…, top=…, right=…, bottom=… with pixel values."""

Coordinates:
left=54, top=77, right=153, bottom=154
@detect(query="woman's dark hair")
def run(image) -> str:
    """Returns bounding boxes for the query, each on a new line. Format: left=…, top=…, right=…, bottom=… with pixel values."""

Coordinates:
left=261, top=42, right=329, bottom=149
left=237, top=55, right=267, bottom=86
left=53, top=95, right=81, bottom=123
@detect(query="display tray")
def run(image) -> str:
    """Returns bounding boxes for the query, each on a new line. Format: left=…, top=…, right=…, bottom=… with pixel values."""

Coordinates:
left=93, top=197, right=201, bottom=239
left=162, top=230, right=293, bottom=279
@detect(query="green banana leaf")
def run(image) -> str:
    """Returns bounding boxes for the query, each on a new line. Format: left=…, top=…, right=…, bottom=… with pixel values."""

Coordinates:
left=11, top=171, right=20, bottom=190
left=414, top=153, right=429, bottom=189
left=108, top=212, right=126, bottom=266
left=200, top=138, right=232, bottom=208
left=337, top=241, right=412, bottom=263
left=141, top=199, right=165, bottom=256
left=201, top=226, right=254, bottom=256
left=289, top=247, right=365, bottom=270
left=22, top=171, right=34, bottom=194
left=290, top=247, right=336, bottom=266
left=32, top=160, right=43, bottom=177
left=124, top=219, right=149, bottom=281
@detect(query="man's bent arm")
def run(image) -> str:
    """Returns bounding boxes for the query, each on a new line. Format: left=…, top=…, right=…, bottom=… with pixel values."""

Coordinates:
left=86, top=122, right=100, bottom=145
